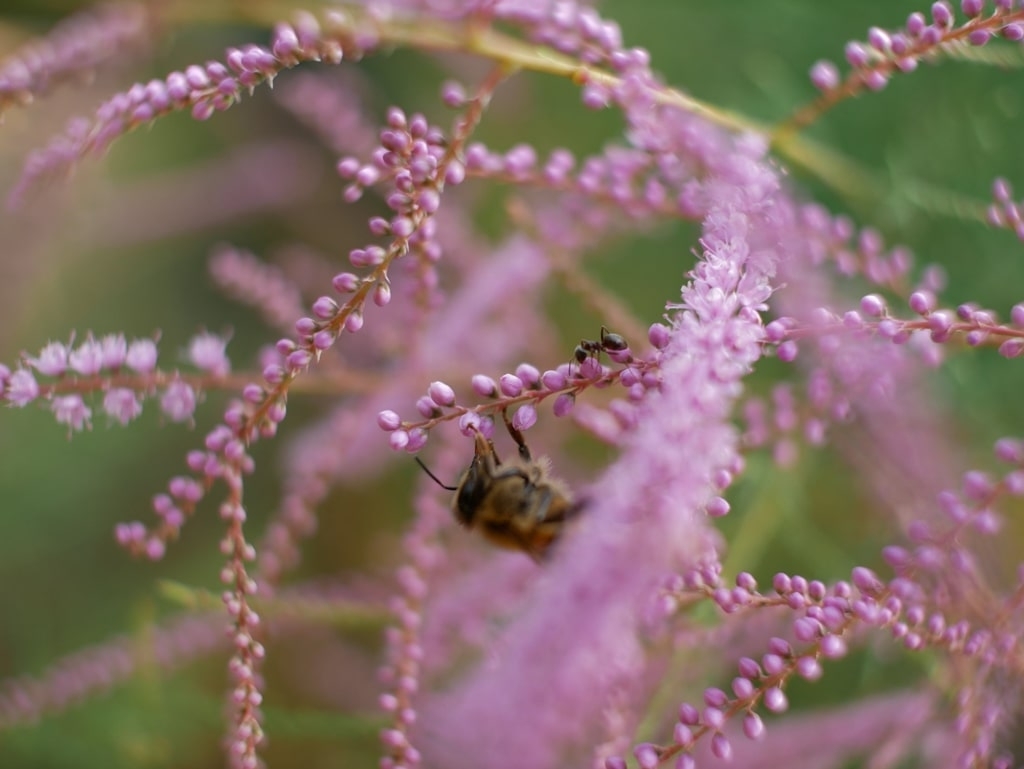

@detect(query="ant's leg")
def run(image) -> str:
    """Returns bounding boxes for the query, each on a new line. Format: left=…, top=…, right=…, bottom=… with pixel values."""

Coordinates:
left=501, top=407, right=532, bottom=461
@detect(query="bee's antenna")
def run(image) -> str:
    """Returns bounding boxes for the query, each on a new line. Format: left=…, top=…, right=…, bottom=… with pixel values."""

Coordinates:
left=414, top=457, right=458, bottom=491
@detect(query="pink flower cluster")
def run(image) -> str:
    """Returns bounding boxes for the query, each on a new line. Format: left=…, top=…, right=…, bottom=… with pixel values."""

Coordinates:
left=376, top=330, right=661, bottom=453
left=1, top=332, right=229, bottom=433
left=4, top=2, right=1024, bottom=769
left=800, top=1, right=1024, bottom=130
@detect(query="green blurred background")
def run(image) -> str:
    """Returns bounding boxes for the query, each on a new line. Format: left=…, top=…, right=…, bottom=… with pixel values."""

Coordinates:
left=2, top=1, right=1024, bottom=766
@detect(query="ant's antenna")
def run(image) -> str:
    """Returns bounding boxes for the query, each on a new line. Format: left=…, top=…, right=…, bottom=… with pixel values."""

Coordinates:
left=415, top=457, right=458, bottom=491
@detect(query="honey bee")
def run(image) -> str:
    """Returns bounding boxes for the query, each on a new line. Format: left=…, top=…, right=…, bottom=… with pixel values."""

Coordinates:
left=573, top=325, right=630, bottom=371
left=417, top=410, right=583, bottom=561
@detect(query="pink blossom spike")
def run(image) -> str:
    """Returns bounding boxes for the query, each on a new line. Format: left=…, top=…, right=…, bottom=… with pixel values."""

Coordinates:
left=419, top=125, right=780, bottom=769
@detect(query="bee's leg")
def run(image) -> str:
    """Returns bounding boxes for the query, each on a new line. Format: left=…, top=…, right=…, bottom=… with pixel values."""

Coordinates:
left=533, top=491, right=588, bottom=524
left=500, top=407, right=532, bottom=462
left=532, top=487, right=552, bottom=522
left=470, top=423, right=502, bottom=468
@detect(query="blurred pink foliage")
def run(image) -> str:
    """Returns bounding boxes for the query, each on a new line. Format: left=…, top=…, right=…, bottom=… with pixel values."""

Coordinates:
left=2, top=2, right=1024, bottom=769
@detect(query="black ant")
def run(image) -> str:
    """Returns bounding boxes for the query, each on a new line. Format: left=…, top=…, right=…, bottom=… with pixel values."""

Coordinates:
left=572, top=326, right=630, bottom=374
